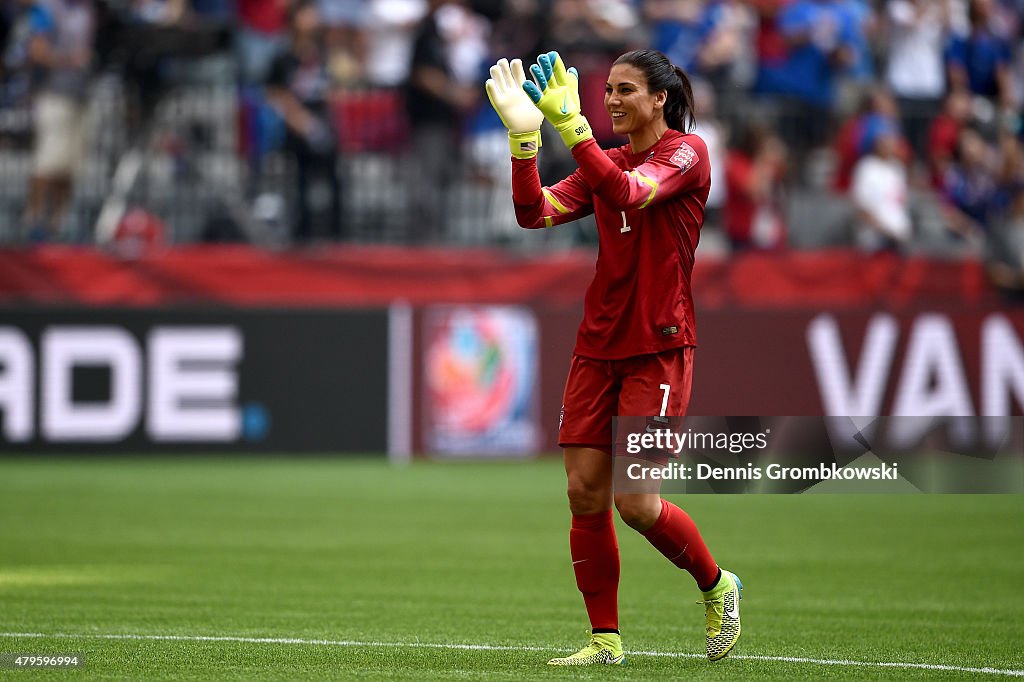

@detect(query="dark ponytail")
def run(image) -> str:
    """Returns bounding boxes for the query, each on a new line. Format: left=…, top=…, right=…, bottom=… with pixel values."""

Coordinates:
left=613, top=50, right=696, bottom=133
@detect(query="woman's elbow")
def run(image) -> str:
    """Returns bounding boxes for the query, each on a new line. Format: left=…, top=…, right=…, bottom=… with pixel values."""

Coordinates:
left=514, top=209, right=544, bottom=229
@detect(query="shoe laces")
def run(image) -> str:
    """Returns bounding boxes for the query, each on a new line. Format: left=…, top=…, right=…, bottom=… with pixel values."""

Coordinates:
left=552, top=636, right=602, bottom=663
left=697, top=597, right=724, bottom=638
left=564, top=630, right=598, bottom=655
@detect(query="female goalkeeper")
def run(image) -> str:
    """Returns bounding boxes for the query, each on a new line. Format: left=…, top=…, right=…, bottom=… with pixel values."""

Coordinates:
left=485, top=49, right=742, bottom=666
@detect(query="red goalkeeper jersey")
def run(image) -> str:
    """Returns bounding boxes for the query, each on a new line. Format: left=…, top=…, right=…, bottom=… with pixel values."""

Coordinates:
left=512, top=130, right=710, bottom=360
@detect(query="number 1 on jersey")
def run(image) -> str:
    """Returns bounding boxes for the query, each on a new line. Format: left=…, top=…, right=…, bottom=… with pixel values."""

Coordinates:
left=620, top=211, right=631, bottom=233
left=659, top=383, right=671, bottom=417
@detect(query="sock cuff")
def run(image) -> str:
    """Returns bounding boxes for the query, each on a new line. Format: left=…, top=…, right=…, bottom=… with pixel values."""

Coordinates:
left=591, top=628, right=620, bottom=635
left=700, top=567, right=724, bottom=595
left=571, top=509, right=614, bottom=530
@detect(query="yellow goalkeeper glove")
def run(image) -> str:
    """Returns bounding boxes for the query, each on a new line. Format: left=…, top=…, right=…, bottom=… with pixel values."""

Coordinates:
left=485, top=57, right=545, bottom=160
left=522, top=51, right=592, bottom=149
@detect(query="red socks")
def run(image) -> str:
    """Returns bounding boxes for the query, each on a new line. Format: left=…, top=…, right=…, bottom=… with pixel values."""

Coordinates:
left=569, top=501, right=717, bottom=630
left=570, top=510, right=620, bottom=631
left=640, top=498, right=719, bottom=590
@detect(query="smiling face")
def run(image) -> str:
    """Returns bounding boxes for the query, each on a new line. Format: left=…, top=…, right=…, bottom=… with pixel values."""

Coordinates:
left=605, top=63, right=667, bottom=139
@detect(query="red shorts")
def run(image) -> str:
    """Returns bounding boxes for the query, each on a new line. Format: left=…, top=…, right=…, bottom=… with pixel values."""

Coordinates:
left=558, top=346, right=695, bottom=453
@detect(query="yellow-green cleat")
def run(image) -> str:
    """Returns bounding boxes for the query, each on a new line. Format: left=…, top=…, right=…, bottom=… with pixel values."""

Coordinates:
left=547, top=632, right=626, bottom=666
left=698, top=569, right=743, bottom=661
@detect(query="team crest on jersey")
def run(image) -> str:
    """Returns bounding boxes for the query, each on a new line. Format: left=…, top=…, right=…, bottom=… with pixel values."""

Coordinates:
left=670, top=142, right=697, bottom=173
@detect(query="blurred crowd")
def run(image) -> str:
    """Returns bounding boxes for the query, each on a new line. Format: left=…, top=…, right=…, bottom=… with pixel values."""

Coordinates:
left=2, top=0, right=1024, bottom=290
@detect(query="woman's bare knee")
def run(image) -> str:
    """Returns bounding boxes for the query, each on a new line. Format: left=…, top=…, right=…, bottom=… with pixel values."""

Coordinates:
left=614, top=493, right=662, bottom=531
left=564, top=447, right=613, bottom=515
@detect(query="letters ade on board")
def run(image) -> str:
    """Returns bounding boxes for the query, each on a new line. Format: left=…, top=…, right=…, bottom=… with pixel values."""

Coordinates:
left=0, top=308, right=389, bottom=453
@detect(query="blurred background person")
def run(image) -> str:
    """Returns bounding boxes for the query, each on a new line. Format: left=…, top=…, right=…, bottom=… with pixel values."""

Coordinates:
left=723, top=122, right=787, bottom=251
left=927, top=87, right=974, bottom=187
left=364, top=0, right=427, bottom=89
left=116, top=0, right=230, bottom=127
left=832, top=86, right=910, bottom=193
left=645, top=0, right=729, bottom=79
left=236, top=0, right=288, bottom=87
left=2, top=0, right=41, bottom=108
left=643, top=0, right=754, bottom=122
left=21, top=0, right=94, bottom=242
left=691, top=78, right=726, bottom=233
left=235, top=0, right=288, bottom=198
left=998, top=129, right=1024, bottom=189
left=884, top=0, right=952, bottom=160
left=831, top=0, right=876, bottom=111
left=403, top=0, right=487, bottom=242
left=266, top=0, right=343, bottom=244
left=939, top=126, right=1003, bottom=242
left=850, top=116, right=911, bottom=252
left=986, top=183, right=1024, bottom=295
left=319, top=0, right=367, bottom=87
left=945, top=0, right=1014, bottom=113
left=754, top=0, right=855, bottom=170
left=485, top=0, right=545, bottom=66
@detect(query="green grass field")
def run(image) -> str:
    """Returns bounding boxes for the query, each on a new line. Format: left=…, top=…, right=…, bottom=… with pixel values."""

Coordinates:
left=0, top=457, right=1022, bottom=680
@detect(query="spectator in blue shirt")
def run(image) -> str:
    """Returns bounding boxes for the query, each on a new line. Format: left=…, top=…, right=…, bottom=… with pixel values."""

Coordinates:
left=946, top=0, right=1013, bottom=107
left=942, top=127, right=1002, bottom=237
left=645, top=0, right=722, bottom=75
left=755, top=0, right=855, bottom=159
left=832, top=0, right=874, bottom=83
left=756, top=0, right=852, bottom=108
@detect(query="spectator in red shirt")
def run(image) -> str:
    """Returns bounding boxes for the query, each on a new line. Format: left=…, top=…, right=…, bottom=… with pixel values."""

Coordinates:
left=488, top=48, right=743, bottom=666
left=724, top=121, right=787, bottom=250
left=928, top=88, right=973, bottom=188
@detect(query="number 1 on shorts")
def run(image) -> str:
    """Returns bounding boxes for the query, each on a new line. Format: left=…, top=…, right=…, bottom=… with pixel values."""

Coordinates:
left=659, top=383, right=671, bottom=417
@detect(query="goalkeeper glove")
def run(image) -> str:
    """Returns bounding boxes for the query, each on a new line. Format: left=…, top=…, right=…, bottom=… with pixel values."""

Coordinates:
left=485, top=57, right=545, bottom=160
left=523, top=51, right=592, bottom=149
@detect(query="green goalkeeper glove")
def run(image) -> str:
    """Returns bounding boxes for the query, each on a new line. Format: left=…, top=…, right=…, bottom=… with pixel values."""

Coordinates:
left=485, top=57, right=545, bottom=160
left=522, top=51, right=592, bottom=149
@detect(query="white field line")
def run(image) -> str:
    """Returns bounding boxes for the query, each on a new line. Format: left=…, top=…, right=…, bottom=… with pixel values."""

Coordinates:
left=1, top=631, right=1022, bottom=677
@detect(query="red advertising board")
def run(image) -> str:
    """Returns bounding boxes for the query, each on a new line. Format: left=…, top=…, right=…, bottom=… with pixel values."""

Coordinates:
left=690, top=308, right=1024, bottom=417
left=3, top=246, right=1022, bottom=454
